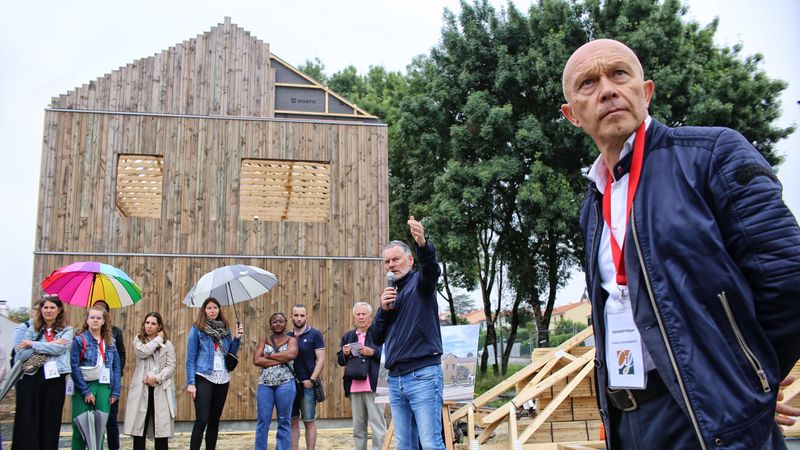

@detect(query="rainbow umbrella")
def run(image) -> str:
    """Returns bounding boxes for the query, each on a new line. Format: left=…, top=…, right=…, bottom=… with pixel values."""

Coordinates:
left=41, top=261, right=143, bottom=308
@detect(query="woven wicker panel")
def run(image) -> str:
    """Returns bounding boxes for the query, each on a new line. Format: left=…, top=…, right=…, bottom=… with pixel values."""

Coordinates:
left=239, top=159, right=330, bottom=222
left=115, top=155, right=163, bottom=218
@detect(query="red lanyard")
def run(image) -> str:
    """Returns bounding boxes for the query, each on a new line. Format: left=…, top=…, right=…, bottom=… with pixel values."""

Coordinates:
left=602, top=122, right=646, bottom=286
left=98, top=339, right=106, bottom=363
left=45, top=329, right=54, bottom=342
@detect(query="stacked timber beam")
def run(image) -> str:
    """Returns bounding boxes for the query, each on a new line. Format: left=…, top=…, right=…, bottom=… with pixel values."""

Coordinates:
left=450, top=331, right=800, bottom=448
left=451, top=327, right=600, bottom=448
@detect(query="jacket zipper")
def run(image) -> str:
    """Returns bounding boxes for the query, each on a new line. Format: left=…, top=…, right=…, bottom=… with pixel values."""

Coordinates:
left=716, top=291, right=771, bottom=393
left=631, top=211, right=708, bottom=450
left=589, top=196, right=601, bottom=278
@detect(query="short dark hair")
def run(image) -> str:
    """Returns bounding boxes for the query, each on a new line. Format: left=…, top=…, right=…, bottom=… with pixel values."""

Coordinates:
left=92, top=299, right=110, bottom=312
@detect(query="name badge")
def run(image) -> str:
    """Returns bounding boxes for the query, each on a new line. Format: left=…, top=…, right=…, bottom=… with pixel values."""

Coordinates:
left=99, top=367, right=111, bottom=384
left=605, top=296, right=646, bottom=389
left=44, top=360, right=60, bottom=380
left=214, top=352, right=225, bottom=371
left=65, top=376, right=75, bottom=395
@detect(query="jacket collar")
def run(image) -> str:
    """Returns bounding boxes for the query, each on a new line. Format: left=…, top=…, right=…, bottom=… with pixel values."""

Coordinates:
left=396, top=269, right=415, bottom=290
left=587, top=115, right=652, bottom=192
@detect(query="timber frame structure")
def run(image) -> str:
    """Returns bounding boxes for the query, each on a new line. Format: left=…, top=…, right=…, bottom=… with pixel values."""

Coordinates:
left=33, top=18, right=388, bottom=422
left=445, top=326, right=800, bottom=449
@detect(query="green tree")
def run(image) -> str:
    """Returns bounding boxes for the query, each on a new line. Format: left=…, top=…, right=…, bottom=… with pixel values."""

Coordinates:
left=297, top=57, right=327, bottom=84
left=8, top=306, right=29, bottom=323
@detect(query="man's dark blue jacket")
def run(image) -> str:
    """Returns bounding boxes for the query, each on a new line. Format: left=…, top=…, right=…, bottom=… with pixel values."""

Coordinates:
left=580, top=119, right=800, bottom=450
left=372, top=242, right=442, bottom=376
left=336, top=327, right=382, bottom=396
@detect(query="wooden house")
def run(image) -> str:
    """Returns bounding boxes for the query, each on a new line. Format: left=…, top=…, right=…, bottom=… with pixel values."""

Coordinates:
left=32, top=17, right=388, bottom=422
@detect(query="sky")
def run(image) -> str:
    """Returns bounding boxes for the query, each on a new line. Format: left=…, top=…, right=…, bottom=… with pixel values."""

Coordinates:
left=0, top=0, right=797, bottom=310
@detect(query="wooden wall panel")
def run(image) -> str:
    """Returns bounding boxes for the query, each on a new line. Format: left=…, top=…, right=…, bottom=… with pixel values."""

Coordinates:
left=34, top=110, right=388, bottom=422
left=35, top=254, right=381, bottom=422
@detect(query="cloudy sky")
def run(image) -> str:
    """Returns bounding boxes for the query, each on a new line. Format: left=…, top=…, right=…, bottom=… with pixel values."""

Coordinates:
left=0, top=0, right=797, bottom=309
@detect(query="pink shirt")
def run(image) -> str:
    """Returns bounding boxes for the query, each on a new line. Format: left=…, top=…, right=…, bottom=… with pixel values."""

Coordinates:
left=349, top=329, right=372, bottom=393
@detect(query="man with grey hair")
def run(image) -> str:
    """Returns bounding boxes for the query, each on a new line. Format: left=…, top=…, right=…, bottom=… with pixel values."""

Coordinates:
left=337, top=301, right=386, bottom=450
left=372, top=216, right=444, bottom=450
left=562, top=38, right=800, bottom=449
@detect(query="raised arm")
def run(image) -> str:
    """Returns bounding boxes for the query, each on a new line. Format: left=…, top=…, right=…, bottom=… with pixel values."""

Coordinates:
left=134, top=335, right=164, bottom=359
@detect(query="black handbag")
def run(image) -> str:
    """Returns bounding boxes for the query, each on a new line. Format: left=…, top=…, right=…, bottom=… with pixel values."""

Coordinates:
left=344, top=356, right=369, bottom=380
left=224, top=352, right=239, bottom=371
left=222, top=339, right=238, bottom=371
left=312, top=378, right=326, bottom=402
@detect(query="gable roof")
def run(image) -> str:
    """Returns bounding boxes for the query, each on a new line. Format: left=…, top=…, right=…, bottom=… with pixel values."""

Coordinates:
left=50, top=17, right=378, bottom=122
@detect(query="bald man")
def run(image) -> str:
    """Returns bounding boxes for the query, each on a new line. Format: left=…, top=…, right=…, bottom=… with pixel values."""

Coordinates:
left=563, top=39, right=800, bottom=449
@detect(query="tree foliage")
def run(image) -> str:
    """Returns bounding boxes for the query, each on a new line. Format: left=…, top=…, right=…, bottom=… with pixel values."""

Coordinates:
left=8, top=306, right=29, bottom=323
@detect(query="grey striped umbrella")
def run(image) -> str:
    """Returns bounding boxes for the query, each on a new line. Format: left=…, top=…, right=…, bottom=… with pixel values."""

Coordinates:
left=183, top=265, right=278, bottom=322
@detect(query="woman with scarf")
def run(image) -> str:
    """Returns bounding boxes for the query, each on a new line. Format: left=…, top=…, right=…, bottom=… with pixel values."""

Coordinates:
left=123, top=312, right=177, bottom=450
left=70, top=306, right=122, bottom=450
left=253, top=312, right=298, bottom=450
left=12, top=295, right=73, bottom=450
left=186, top=297, right=243, bottom=450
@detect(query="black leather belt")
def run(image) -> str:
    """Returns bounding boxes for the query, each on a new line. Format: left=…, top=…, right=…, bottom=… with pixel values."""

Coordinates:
left=607, top=370, right=668, bottom=412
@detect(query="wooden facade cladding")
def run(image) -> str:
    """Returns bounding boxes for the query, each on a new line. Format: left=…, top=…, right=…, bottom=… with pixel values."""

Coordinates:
left=34, top=18, right=388, bottom=422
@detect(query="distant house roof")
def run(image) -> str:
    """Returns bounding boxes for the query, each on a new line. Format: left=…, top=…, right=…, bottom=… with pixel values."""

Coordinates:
left=551, top=302, right=585, bottom=315
left=462, top=309, right=486, bottom=324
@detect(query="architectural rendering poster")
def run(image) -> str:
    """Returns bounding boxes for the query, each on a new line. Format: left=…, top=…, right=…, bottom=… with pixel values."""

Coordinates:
left=375, top=324, right=480, bottom=404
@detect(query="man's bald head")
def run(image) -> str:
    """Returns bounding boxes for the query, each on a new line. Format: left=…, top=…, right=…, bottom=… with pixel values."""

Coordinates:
left=559, top=38, right=654, bottom=156
left=562, top=39, right=645, bottom=101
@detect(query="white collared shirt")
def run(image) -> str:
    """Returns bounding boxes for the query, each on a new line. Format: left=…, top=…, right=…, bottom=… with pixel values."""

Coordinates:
left=587, top=116, right=655, bottom=380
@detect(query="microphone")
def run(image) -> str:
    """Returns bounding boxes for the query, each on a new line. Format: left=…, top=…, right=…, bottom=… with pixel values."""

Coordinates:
left=386, top=272, right=396, bottom=308
left=386, top=271, right=396, bottom=289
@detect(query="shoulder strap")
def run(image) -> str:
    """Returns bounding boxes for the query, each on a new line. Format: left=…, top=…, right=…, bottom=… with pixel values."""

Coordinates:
left=269, top=335, right=277, bottom=350
left=80, top=334, right=87, bottom=361
left=271, top=335, right=300, bottom=380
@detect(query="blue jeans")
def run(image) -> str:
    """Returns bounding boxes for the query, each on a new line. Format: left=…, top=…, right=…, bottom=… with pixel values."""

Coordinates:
left=255, top=381, right=296, bottom=450
left=387, top=364, right=445, bottom=450
left=291, top=386, right=317, bottom=421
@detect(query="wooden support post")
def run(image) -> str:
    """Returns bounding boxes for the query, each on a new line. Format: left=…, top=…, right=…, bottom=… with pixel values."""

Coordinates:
left=506, top=403, right=519, bottom=450
left=442, top=402, right=455, bottom=450
left=381, top=419, right=394, bottom=450
left=467, top=404, right=478, bottom=449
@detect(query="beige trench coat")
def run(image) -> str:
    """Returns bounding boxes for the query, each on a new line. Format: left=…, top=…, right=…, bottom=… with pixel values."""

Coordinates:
left=122, top=335, right=177, bottom=438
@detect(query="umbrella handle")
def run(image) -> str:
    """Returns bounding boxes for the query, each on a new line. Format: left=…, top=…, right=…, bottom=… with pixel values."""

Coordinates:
left=226, top=284, right=240, bottom=329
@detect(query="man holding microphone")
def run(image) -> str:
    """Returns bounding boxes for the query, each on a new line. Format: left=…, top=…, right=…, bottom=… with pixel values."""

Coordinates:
left=372, top=216, right=445, bottom=450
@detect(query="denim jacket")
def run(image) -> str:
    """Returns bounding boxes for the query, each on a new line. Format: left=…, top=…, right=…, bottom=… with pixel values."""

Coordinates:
left=70, top=330, right=122, bottom=399
left=185, top=325, right=241, bottom=386
left=15, top=325, right=73, bottom=375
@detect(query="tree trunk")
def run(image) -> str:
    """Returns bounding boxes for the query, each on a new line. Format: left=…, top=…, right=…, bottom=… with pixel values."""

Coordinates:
left=501, top=291, right=523, bottom=375
left=441, top=262, right=458, bottom=325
